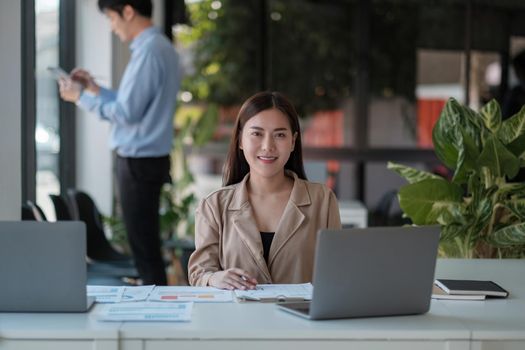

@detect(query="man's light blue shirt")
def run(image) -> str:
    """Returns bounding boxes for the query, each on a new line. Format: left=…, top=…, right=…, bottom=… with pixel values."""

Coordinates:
left=78, top=27, right=180, bottom=157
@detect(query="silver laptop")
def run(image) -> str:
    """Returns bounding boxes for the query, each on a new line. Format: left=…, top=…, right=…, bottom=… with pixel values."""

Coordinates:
left=278, top=226, right=440, bottom=320
left=0, top=221, right=95, bottom=312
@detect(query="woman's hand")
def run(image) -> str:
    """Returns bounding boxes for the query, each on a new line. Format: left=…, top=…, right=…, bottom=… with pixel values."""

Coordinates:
left=208, top=268, right=258, bottom=290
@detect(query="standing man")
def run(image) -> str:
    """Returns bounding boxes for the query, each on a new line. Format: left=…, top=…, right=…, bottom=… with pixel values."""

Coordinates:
left=59, top=0, right=180, bottom=285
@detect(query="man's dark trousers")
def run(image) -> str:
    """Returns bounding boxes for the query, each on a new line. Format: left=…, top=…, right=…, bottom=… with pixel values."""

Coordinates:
left=116, top=155, right=170, bottom=285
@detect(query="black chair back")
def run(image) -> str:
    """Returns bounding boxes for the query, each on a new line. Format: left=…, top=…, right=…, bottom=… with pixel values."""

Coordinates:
left=49, top=194, right=73, bottom=220
left=26, top=200, right=47, bottom=221
left=67, top=189, right=132, bottom=264
left=22, top=204, right=37, bottom=220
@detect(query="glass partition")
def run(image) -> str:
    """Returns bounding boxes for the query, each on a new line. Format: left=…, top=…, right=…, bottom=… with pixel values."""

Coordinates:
left=35, top=0, right=60, bottom=220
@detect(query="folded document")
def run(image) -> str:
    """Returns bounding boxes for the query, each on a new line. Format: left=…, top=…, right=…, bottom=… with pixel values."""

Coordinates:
left=98, top=302, right=193, bottom=322
left=234, top=283, right=313, bottom=302
left=148, top=286, right=233, bottom=302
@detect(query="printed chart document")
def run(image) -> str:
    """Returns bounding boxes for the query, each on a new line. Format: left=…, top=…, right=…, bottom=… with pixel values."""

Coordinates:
left=87, top=285, right=155, bottom=303
left=148, top=286, right=233, bottom=302
left=98, top=302, right=193, bottom=322
left=121, top=285, right=155, bottom=302
left=234, top=283, right=313, bottom=302
left=87, top=286, right=124, bottom=303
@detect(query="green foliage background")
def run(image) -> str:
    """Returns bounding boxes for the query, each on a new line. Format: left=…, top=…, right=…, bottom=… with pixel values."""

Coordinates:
left=178, top=0, right=417, bottom=115
left=389, top=98, right=525, bottom=258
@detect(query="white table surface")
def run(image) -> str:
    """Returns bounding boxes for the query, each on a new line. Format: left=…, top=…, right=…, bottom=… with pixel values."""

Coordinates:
left=435, top=259, right=525, bottom=341
left=0, top=259, right=524, bottom=350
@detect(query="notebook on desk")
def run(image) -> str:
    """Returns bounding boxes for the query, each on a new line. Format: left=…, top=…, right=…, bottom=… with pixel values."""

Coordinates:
left=278, top=226, right=440, bottom=320
left=0, top=221, right=95, bottom=312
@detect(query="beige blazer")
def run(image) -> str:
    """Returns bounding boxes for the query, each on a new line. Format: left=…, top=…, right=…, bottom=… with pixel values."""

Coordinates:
left=188, top=171, right=342, bottom=286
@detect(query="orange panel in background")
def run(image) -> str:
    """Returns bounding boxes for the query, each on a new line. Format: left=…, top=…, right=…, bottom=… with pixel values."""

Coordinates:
left=303, top=110, right=344, bottom=190
left=303, top=110, right=344, bottom=147
left=417, top=99, right=446, bottom=148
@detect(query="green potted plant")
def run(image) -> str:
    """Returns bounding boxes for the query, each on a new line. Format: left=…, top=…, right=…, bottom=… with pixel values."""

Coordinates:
left=160, top=103, right=219, bottom=282
left=388, top=98, right=525, bottom=258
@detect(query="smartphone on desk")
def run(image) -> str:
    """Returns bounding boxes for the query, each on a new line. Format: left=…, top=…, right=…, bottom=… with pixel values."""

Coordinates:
left=47, top=66, right=70, bottom=81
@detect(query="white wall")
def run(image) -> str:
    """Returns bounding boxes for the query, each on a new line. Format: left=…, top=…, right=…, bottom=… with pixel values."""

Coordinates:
left=75, top=0, right=113, bottom=215
left=0, top=2, right=22, bottom=219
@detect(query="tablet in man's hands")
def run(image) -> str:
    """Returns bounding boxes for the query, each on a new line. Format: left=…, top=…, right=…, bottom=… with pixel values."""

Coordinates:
left=47, top=66, right=70, bottom=81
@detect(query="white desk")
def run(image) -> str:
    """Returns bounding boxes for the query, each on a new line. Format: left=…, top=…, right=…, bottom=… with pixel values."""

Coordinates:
left=1, top=259, right=524, bottom=350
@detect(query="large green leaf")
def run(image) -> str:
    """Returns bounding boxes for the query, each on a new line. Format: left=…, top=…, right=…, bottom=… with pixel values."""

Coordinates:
left=432, top=109, right=460, bottom=169
left=441, top=223, right=466, bottom=242
left=430, top=202, right=465, bottom=226
left=504, top=199, right=525, bottom=221
left=477, top=134, right=520, bottom=179
left=490, top=223, right=525, bottom=246
left=398, top=179, right=463, bottom=225
left=469, top=197, right=493, bottom=236
left=507, top=133, right=525, bottom=159
left=432, top=98, right=483, bottom=170
left=452, top=128, right=480, bottom=184
left=479, top=99, right=502, bottom=133
left=453, top=98, right=483, bottom=147
left=387, top=162, right=442, bottom=184
left=499, top=105, right=525, bottom=144
left=498, top=183, right=525, bottom=197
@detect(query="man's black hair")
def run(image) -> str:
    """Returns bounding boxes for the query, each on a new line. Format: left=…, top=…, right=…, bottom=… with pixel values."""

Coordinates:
left=98, top=0, right=152, bottom=18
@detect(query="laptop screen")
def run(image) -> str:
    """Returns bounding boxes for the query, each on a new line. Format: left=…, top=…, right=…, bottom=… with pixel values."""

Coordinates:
left=0, top=221, right=90, bottom=312
left=279, top=226, right=440, bottom=320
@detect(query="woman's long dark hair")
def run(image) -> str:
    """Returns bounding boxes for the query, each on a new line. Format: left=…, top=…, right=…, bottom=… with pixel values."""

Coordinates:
left=223, top=91, right=307, bottom=186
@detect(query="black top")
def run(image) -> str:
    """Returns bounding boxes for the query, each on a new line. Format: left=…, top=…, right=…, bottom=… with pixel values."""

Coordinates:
left=260, top=232, right=275, bottom=264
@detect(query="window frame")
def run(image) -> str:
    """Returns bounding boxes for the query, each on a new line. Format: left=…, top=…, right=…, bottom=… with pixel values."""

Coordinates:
left=22, top=0, right=76, bottom=204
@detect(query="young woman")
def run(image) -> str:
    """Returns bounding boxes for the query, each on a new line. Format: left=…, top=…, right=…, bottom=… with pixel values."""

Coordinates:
left=188, top=91, right=341, bottom=289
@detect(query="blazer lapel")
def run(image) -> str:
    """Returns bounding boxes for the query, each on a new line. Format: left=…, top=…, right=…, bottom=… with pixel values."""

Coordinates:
left=268, top=173, right=311, bottom=266
left=229, top=174, right=272, bottom=281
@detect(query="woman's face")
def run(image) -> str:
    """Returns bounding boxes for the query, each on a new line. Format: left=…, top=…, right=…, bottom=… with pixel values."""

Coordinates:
left=239, top=108, right=297, bottom=181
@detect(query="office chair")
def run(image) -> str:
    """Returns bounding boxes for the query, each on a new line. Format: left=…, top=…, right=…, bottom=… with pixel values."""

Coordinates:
left=49, top=194, right=73, bottom=221
left=26, top=200, right=47, bottom=221
left=368, top=190, right=398, bottom=226
left=66, top=189, right=139, bottom=280
left=368, top=190, right=410, bottom=226
left=21, top=204, right=37, bottom=220
left=67, top=189, right=135, bottom=265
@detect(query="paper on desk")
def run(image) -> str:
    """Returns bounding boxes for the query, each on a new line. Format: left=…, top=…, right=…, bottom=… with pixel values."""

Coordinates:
left=121, top=285, right=155, bottom=302
left=87, top=285, right=124, bottom=303
left=234, top=283, right=313, bottom=302
left=148, top=286, right=233, bottom=302
left=87, top=285, right=155, bottom=303
left=98, top=301, right=193, bottom=322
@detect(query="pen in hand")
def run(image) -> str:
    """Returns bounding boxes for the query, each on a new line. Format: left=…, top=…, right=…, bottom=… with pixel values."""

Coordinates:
left=240, top=274, right=257, bottom=289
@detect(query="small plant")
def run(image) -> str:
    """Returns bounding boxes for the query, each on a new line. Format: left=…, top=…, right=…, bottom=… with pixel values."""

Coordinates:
left=389, top=98, right=525, bottom=258
left=160, top=103, right=219, bottom=240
